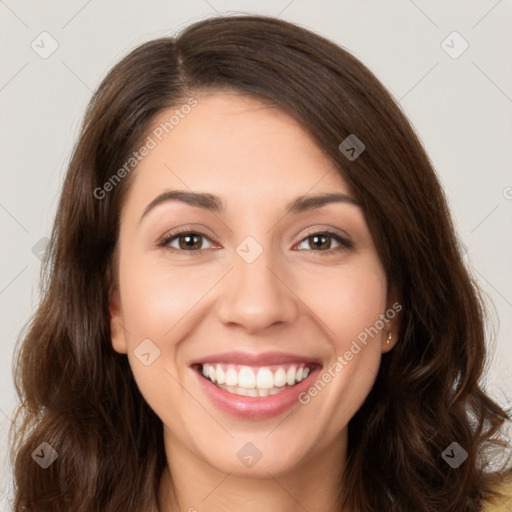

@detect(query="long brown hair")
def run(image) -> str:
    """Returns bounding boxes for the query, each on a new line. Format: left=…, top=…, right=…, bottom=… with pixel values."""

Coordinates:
left=10, top=14, right=512, bottom=511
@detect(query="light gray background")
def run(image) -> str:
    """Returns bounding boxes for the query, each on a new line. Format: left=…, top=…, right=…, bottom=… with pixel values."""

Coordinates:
left=1, top=0, right=511, bottom=506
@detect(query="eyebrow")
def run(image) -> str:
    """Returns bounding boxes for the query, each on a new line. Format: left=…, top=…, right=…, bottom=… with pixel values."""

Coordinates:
left=139, top=189, right=360, bottom=223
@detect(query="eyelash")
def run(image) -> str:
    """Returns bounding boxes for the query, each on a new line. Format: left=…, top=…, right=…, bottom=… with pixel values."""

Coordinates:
left=158, top=227, right=353, bottom=256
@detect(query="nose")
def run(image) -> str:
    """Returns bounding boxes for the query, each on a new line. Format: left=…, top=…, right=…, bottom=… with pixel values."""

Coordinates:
left=216, top=246, right=299, bottom=334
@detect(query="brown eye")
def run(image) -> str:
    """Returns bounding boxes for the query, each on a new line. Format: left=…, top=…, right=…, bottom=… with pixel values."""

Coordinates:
left=176, top=233, right=203, bottom=251
left=296, top=231, right=352, bottom=254
left=160, top=230, right=215, bottom=253
left=306, top=234, right=332, bottom=250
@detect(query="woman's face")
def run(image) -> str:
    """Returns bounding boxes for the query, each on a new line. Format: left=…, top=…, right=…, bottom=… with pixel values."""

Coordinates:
left=110, top=91, right=398, bottom=477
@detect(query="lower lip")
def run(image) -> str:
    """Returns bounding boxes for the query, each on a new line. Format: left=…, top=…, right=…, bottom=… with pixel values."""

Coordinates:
left=193, top=366, right=321, bottom=420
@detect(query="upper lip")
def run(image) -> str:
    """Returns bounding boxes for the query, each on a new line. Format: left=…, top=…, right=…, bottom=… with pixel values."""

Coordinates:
left=189, top=351, right=322, bottom=367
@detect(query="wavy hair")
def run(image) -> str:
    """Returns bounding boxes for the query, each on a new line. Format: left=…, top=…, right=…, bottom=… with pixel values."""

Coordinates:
left=10, top=14, right=512, bottom=511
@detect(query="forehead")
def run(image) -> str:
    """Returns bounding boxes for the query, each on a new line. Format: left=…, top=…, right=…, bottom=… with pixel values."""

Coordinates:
left=126, top=91, right=351, bottom=211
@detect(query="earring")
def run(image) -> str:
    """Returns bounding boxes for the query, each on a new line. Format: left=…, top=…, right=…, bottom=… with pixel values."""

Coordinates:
left=386, top=331, right=392, bottom=345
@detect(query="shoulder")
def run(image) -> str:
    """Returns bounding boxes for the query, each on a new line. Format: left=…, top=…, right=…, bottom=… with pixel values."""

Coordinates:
left=484, top=479, right=512, bottom=511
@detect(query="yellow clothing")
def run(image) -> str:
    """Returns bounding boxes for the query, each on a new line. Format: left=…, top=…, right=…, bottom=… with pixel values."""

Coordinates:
left=485, top=480, right=512, bottom=511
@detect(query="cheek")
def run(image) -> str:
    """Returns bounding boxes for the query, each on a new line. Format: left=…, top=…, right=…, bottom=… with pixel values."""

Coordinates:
left=294, top=258, right=387, bottom=423
left=118, top=253, right=212, bottom=342
left=116, top=254, right=198, bottom=421
left=293, top=256, right=388, bottom=344
left=119, top=246, right=387, bottom=349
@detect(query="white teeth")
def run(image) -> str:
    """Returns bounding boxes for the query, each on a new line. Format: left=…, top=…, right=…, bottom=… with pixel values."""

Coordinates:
left=225, top=367, right=238, bottom=386
left=286, top=366, right=296, bottom=385
left=274, top=367, right=287, bottom=387
left=238, top=367, right=256, bottom=389
left=256, top=368, right=274, bottom=389
left=216, top=366, right=225, bottom=384
left=200, top=363, right=312, bottom=392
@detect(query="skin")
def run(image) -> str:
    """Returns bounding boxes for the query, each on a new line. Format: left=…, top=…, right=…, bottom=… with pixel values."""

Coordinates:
left=109, top=91, right=400, bottom=512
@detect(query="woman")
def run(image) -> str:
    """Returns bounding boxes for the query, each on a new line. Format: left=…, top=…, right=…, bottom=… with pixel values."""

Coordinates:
left=10, top=14, right=512, bottom=511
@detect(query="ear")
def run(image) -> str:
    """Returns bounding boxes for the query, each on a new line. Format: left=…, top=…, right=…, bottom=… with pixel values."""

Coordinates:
left=382, top=288, right=402, bottom=353
left=110, top=289, right=128, bottom=354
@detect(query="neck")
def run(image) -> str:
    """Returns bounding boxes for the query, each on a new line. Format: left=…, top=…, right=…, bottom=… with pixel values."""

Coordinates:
left=157, top=429, right=349, bottom=512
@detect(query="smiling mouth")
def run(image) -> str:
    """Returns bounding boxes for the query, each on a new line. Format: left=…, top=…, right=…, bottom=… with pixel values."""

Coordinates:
left=193, top=362, right=318, bottom=397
